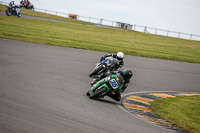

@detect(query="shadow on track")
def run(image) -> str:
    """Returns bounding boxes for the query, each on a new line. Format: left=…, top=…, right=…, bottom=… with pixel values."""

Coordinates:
left=93, top=98, right=120, bottom=105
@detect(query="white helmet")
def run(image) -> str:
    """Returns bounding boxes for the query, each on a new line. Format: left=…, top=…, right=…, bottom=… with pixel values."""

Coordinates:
left=117, top=52, right=124, bottom=61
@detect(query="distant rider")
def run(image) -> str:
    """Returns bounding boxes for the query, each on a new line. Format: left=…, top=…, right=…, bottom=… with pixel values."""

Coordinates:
left=20, top=0, right=30, bottom=8
left=20, top=0, right=25, bottom=7
left=9, top=1, right=17, bottom=11
left=24, top=0, right=30, bottom=8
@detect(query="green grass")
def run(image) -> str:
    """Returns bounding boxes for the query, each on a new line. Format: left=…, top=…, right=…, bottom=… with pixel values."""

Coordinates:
left=150, top=95, right=200, bottom=133
left=0, top=4, right=93, bottom=25
left=0, top=4, right=200, bottom=63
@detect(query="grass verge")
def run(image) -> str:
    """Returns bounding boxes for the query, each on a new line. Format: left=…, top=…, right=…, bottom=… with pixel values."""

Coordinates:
left=0, top=4, right=200, bottom=63
left=150, top=95, right=200, bottom=133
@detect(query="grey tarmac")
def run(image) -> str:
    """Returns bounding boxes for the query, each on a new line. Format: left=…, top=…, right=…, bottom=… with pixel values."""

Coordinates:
left=0, top=38, right=200, bottom=133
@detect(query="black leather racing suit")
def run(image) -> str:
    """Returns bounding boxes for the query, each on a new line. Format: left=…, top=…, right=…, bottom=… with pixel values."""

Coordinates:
left=100, top=53, right=124, bottom=71
left=108, top=71, right=130, bottom=101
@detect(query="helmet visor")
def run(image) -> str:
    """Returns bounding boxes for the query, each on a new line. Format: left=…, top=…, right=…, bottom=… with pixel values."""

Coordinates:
left=117, top=56, right=123, bottom=61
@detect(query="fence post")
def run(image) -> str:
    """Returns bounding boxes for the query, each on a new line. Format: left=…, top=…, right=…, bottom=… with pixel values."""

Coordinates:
left=167, top=31, right=169, bottom=36
left=178, top=32, right=180, bottom=38
left=88, top=17, right=91, bottom=22
left=155, top=29, right=157, bottom=35
left=100, top=19, right=103, bottom=25
left=190, top=34, right=192, bottom=40
left=45, top=9, right=47, bottom=13
left=144, top=27, right=149, bottom=33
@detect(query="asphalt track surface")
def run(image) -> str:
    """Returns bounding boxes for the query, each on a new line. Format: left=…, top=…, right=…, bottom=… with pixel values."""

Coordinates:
left=1, top=38, right=200, bottom=133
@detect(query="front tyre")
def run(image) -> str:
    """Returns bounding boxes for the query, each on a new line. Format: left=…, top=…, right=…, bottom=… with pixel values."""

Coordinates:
left=89, top=64, right=105, bottom=77
left=17, top=12, right=22, bottom=17
left=86, top=91, right=90, bottom=96
left=6, top=9, right=11, bottom=16
left=89, top=87, right=107, bottom=99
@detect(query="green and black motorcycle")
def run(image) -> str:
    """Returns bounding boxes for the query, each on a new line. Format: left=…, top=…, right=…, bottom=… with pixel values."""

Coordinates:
left=86, top=73, right=125, bottom=99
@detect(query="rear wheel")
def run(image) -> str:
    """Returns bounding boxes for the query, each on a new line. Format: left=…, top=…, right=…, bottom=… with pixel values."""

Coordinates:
left=89, top=87, right=107, bottom=99
left=6, top=9, right=11, bottom=16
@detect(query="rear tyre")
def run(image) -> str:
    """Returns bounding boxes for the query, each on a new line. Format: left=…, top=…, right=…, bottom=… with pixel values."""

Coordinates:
left=6, top=9, right=11, bottom=16
left=89, top=87, right=107, bottom=99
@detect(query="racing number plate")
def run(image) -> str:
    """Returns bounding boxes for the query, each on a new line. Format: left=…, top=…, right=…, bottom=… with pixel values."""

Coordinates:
left=109, top=79, right=119, bottom=89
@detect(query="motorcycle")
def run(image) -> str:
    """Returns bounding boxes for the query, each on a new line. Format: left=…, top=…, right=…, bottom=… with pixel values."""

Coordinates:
left=20, top=0, right=34, bottom=10
left=86, top=73, right=125, bottom=99
left=89, top=57, right=120, bottom=78
left=6, top=5, right=22, bottom=17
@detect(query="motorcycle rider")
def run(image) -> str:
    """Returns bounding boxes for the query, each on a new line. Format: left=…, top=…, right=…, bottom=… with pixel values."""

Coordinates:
left=9, top=1, right=15, bottom=7
left=20, top=0, right=25, bottom=7
left=109, top=69, right=133, bottom=101
left=90, top=52, right=125, bottom=84
left=89, top=69, right=133, bottom=102
left=20, top=0, right=34, bottom=10
left=100, top=52, right=124, bottom=71
left=20, top=0, right=30, bottom=8
left=24, top=0, right=30, bottom=8
left=9, top=1, right=17, bottom=11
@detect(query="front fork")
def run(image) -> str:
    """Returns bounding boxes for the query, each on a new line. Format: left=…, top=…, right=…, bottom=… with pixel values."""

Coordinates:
left=89, top=79, right=110, bottom=95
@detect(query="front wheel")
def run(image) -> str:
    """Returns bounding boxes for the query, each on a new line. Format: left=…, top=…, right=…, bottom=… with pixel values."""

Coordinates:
left=6, top=9, right=11, bottom=16
left=17, top=12, right=22, bottom=17
left=89, top=87, right=107, bottom=99
left=89, top=64, right=105, bottom=77
left=86, top=91, right=90, bottom=96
